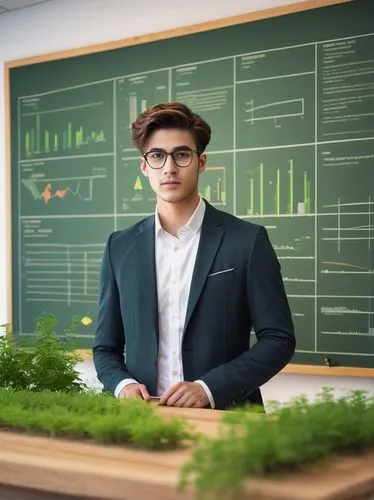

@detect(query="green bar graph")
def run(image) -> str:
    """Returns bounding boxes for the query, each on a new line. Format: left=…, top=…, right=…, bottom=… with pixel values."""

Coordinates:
left=25, top=131, right=30, bottom=155
left=76, top=126, right=83, bottom=147
left=44, top=130, right=49, bottom=152
left=276, top=168, right=280, bottom=215
left=30, top=129, right=35, bottom=153
left=288, top=159, right=294, bottom=215
left=249, top=178, right=254, bottom=215
left=68, top=122, right=72, bottom=149
left=36, top=114, right=40, bottom=153
left=23, top=121, right=106, bottom=156
left=304, top=171, right=311, bottom=214
left=246, top=157, right=311, bottom=216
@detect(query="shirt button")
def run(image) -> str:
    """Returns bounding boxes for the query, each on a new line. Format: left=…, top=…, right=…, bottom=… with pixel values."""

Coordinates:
left=172, top=370, right=178, bottom=376
left=174, top=247, right=178, bottom=252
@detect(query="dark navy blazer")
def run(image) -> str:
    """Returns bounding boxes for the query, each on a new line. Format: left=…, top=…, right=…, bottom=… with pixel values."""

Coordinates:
left=93, top=201, right=295, bottom=410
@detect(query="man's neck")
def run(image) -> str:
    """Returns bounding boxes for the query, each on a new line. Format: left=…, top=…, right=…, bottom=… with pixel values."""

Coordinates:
left=157, top=195, right=201, bottom=237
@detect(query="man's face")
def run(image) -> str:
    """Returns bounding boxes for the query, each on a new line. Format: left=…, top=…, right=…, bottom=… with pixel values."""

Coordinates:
left=140, top=128, right=206, bottom=205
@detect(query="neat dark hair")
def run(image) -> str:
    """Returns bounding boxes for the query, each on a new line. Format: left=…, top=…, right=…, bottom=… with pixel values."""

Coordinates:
left=131, top=102, right=211, bottom=154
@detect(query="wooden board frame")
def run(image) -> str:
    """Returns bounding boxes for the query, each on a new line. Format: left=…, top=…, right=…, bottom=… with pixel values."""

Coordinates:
left=5, top=0, right=374, bottom=378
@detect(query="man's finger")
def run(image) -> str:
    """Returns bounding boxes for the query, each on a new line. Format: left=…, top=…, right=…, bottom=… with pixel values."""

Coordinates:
left=172, top=393, right=191, bottom=407
left=139, top=384, right=151, bottom=400
left=183, top=396, right=199, bottom=408
left=159, top=383, right=180, bottom=405
left=165, top=386, right=190, bottom=406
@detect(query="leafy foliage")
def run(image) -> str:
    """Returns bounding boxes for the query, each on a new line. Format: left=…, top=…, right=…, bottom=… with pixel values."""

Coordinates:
left=179, top=389, right=374, bottom=499
left=0, top=313, right=85, bottom=392
left=0, top=389, right=193, bottom=449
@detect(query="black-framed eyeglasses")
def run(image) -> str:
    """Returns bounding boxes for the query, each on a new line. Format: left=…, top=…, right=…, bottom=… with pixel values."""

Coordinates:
left=142, top=148, right=198, bottom=169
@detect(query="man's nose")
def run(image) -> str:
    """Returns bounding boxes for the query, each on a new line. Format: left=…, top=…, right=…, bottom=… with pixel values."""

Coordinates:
left=162, top=154, right=178, bottom=173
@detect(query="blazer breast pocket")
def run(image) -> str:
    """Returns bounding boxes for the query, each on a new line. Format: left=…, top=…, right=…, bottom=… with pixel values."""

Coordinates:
left=206, top=267, right=234, bottom=283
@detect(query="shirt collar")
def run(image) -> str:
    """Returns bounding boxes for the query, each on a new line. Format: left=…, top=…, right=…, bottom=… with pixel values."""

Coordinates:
left=155, top=197, right=206, bottom=237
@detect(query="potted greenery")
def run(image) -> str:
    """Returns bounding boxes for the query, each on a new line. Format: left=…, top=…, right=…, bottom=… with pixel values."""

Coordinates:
left=0, top=314, right=373, bottom=499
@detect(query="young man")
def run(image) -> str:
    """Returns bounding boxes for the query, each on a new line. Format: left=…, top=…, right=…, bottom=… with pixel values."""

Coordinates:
left=93, top=102, right=295, bottom=410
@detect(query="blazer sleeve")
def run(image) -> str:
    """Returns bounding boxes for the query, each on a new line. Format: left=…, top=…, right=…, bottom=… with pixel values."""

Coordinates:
left=93, top=233, right=134, bottom=394
left=200, top=226, right=296, bottom=409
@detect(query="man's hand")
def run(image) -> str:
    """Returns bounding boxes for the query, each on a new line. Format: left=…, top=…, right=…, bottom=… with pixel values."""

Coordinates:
left=118, top=383, right=150, bottom=401
left=159, top=382, right=210, bottom=408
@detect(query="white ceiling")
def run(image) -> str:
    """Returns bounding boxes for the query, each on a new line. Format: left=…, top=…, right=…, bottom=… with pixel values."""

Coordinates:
left=0, top=0, right=52, bottom=14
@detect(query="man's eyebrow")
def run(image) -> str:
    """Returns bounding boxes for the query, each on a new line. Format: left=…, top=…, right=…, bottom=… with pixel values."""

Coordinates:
left=147, top=147, right=165, bottom=152
left=146, top=145, right=192, bottom=152
left=172, top=146, right=193, bottom=152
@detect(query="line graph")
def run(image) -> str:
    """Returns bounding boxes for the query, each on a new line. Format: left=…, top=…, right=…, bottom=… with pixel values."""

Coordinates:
left=321, top=261, right=373, bottom=276
left=319, top=296, right=374, bottom=347
left=20, top=157, right=113, bottom=216
left=245, top=98, right=304, bottom=126
left=322, top=306, right=374, bottom=317
left=22, top=174, right=106, bottom=204
left=321, top=197, right=373, bottom=252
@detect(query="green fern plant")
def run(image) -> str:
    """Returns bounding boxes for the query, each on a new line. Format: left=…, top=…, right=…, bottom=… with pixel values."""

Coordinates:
left=0, top=389, right=193, bottom=450
left=0, top=313, right=86, bottom=392
left=179, top=389, right=374, bottom=499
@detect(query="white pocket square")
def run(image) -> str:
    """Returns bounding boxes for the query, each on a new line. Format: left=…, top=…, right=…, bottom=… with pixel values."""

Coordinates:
left=207, top=268, right=234, bottom=277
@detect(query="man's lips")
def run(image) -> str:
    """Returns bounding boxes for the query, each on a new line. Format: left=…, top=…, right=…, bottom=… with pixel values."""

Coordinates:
left=161, top=180, right=181, bottom=185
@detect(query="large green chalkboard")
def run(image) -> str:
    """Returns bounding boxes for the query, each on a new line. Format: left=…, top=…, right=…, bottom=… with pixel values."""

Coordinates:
left=8, top=0, right=374, bottom=369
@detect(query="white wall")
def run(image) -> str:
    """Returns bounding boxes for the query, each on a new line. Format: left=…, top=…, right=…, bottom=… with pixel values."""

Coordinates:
left=1, top=0, right=372, bottom=402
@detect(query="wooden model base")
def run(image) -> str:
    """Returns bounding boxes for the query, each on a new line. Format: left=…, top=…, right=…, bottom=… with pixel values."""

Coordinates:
left=0, top=405, right=373, bottom=499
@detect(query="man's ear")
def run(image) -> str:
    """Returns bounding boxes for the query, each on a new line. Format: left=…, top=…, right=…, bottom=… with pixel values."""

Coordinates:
left=198, top=153, right=207, bottom=174
left=140, top=159, right=148, bottom=177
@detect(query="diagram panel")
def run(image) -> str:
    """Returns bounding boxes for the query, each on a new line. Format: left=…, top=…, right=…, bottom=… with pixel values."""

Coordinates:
left=235, top=146, right=315, bottom=218
left=318, top=35, right=374, bottom=141
left=117, top=156, right=156, bottom=215
left=199, top=152, right=234, bottom=213
left=317, top=296, right=374, bottom=355
left=236, top=46, right=315, bottom=149
left=172, top=59, right=234, bottom=151
left=20, top=81, right=114, bottom=160
left=20, top=156, right=114, bottom=216
left=317, top=139, right=374, bottom=354
left=237, top=45, right=315, bottom=82
left=17, top=217, right=115, bottom=346
left=116, top=70, right=169, bottom=152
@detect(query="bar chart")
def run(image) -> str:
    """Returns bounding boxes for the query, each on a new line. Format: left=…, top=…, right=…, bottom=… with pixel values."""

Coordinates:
left=236, top=146, right=314, bottom=217
left=20, top=81, right=113, bottom=160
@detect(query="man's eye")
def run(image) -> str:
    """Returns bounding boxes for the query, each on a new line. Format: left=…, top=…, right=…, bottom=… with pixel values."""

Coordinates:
left=175, top=151, right=190, bottom=159
left=150, top=152, right=164, bottom=160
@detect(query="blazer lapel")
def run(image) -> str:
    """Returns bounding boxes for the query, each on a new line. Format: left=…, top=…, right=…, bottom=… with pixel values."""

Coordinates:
left=136, top=216, right=159, bottom=340
left=183, top=208, right=224, bottom=334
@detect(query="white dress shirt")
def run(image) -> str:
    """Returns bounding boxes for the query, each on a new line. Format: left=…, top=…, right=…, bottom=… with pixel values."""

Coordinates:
left=114, top=198, right=215, bottom=408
